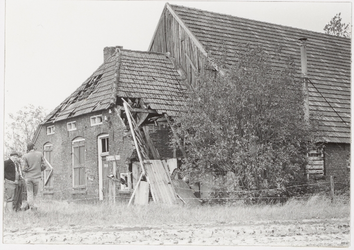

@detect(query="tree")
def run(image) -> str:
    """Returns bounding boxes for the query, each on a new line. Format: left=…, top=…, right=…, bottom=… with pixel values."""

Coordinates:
left=5, top=104, right=47, bottom=156
left=172, top=45, right=316, bottom=196
left=324, top=13, right=350, bottom=38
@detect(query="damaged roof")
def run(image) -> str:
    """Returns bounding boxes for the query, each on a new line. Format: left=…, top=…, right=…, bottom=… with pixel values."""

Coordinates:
left=44, top=48, right=187, bottom=123
left=165, top=4, right=351, bottom=144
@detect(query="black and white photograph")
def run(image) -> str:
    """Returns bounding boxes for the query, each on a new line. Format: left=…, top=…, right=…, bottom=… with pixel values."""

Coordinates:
left=1, top=0, right=351, bottom=248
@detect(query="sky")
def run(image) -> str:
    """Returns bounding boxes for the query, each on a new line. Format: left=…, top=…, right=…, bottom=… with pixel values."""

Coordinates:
left=2, top=0, right=352, bottom=119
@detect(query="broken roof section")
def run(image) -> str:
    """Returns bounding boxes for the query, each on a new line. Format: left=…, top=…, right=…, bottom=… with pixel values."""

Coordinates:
left=157, top=3, right=351, bottom=144
left=44, top=47, right=187, bottom=123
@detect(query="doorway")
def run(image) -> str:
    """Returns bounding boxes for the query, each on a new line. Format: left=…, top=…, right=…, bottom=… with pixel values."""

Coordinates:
left=98, top=134, right=109, bottom=200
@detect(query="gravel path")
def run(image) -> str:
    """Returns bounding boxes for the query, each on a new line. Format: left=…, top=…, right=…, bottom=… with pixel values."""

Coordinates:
left=3, top=218, right=350, bottom=247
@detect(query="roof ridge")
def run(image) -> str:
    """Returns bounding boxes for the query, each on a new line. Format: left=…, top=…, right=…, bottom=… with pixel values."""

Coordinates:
left=121, top=48, right=170, bottom=57
left=169, top=4, right=351, bottom=41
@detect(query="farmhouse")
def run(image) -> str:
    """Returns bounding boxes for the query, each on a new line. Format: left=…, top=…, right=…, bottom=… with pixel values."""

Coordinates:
left=34, top=48, right=187, bottom=201
left=33, top=3, right=350, bottom=202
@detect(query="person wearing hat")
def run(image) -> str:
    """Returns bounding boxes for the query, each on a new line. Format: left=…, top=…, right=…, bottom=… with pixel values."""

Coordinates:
left=22, top=142, right=47, bottom=211
left=4, top=151, right=20, bottom=212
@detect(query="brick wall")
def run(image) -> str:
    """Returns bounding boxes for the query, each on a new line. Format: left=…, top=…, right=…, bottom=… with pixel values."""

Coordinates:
left=34, top=110, right=178, bottom=202
left=147, top=123, right=183, bottom=159
left=324, top=143, right=350, bottom=188
left=34, top=109, right=135, bottom=201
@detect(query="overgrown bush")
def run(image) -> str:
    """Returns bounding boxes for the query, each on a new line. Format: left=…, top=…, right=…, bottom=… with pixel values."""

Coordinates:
left=173, top=45, right=317, bottom=197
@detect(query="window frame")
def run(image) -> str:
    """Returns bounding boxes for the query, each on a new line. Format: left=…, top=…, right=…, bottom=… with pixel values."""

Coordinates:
left=46, top=125, right=55, bottom=135
left=90, top=115, right=103, bottom=126
left=67, top=121, right=77, bottom=131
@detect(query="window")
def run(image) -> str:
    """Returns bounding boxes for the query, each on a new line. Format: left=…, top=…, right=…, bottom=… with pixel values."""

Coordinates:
left=307, top=148, right=324, bottom=176
left=72, top=138, right=86, bottom=188
left=120, top=173, right=132, bottom=191
left=47, top=125, right=55, bottom=135
left=101, top=137, right=109, bottom=153
left=90, top=115, right=103, bottom=126
left=43, top=143, right=53, bottom=189
left=67, top=121, right=77, bottom=131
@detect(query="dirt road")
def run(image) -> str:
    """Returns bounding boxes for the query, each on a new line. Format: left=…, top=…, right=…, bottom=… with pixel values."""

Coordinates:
left=3, top=218, right=349, bottom=246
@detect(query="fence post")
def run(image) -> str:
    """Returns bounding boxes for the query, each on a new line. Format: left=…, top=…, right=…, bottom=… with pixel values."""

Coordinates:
left=330, top=176, right=334, bottom=203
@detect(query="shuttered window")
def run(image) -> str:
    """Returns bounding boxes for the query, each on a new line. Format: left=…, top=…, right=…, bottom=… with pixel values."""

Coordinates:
left=306, top=148, right=324, bottom=177
left=43, top=143, right=53, bottom=188
left=72, top=138, right=86, bottom=188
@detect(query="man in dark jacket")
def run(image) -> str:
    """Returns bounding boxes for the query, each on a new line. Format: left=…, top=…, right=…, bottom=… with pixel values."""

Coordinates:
left=4, top=151, right=20, bottom=212
left=22, top=142, right=46, bottom=211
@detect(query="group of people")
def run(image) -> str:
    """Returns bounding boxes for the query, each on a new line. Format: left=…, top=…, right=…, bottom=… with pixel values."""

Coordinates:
left=4, top=142, right=47, bottom=213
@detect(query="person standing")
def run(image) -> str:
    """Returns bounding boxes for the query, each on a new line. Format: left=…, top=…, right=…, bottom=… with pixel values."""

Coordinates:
left=22, top=142, right=46, bottom=211
left=4, top=151, right=20, bottom=213
left=13, top=153, right=25, bottom=212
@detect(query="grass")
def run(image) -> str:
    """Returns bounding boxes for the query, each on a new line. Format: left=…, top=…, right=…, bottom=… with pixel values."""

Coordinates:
left=3, top=194, right=350, bottom=231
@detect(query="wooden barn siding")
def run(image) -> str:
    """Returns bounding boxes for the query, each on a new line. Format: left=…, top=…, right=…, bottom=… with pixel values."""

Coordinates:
left=150, top=8, right=207, bottom=85
left=324, top=143, right=350, bottom=183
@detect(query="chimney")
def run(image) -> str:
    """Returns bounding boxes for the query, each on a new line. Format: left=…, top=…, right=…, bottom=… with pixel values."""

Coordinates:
left=299, top=38, right=308, bottom=77
left=299, top=38, right=309, bottom=123
left=104, top=46, right=123, bottom=62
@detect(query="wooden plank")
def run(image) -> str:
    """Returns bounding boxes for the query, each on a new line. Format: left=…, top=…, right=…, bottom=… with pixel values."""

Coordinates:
left=123, top=101, right=146, bottom=175
left=112, top=161, right=116, bottom=204
left=134, top=181, right=150, bottom=205
left=128, top=172, right=144, bottom=206
left=185, top=53, right=197, bottom=71
left=307, top=160, right=324, bottom=165
left=306, top=169, right=324, bottom=174
left=307, top=166, right=324, bottom=170
left=307, top=167, right=324, bottom=171
left=172, top=179, right=201, bottom=206
left=44, top=158, right=53, bottom=186
left=132, top=162, right=141, bottom=189
left=162, top=159, right=179, bottom=204
left=144, top=160, right=178, bottom=205
left=118, top=106, right=157, bottom=114
left=307, top=156, right=323, bottom=161
left=163, top=158, right=178, bottom=175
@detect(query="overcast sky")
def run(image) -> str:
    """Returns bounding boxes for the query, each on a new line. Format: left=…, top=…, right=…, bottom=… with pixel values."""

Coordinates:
left=2, top=0, right=352, bottom=118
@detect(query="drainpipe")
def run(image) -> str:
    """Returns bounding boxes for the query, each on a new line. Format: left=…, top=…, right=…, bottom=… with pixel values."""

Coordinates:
left=299, top=38, right=309, bottom=124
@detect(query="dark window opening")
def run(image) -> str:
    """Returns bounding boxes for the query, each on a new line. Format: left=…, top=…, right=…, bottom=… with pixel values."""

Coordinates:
left=101, top=138, right=109, bottom=153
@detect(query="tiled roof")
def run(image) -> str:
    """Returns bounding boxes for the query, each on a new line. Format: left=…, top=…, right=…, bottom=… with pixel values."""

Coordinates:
left=169, top=4, right=351, bottom=143
left=118, top=50, right=186, bottom=117
left=44, top=49, right=186, bottom=123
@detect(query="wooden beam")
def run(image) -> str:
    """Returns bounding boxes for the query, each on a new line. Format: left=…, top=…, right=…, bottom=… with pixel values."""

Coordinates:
left=185, top=53, right=197, bottom=72
left=165, top=3, right=219, bottom=72
left=123, top=101, right=146, bottom=175
left=128, top=172, right=144, bottom=206
left=142, top=126, right=161, bottom=159
left=44, top=157, right=54, bottom=186
left=118, top=106, right=157, bottom=114
left=166, top=4, right=207, bottom=57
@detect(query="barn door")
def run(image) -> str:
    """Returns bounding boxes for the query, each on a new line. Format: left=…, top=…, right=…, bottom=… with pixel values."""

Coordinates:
left=98, top=134, right=109, bottom=200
